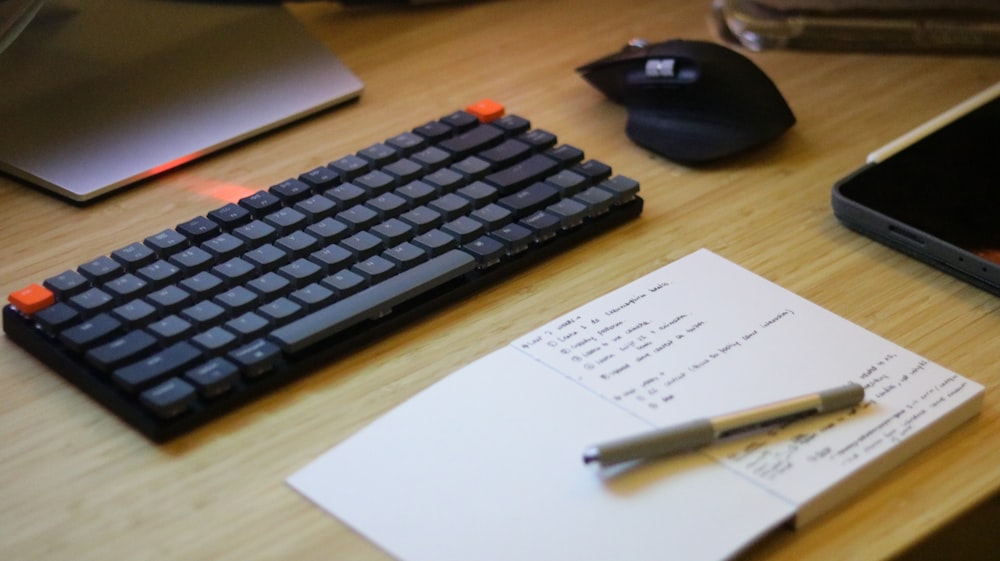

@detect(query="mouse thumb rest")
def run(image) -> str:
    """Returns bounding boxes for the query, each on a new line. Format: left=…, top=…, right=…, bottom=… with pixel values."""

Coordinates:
left=626, top=105, right=794, bottom=164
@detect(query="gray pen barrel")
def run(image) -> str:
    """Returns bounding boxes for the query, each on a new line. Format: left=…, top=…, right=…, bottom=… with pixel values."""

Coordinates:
left=818, top=383, right=865, bottom=412
left=582, top=419, right=715, bottom=467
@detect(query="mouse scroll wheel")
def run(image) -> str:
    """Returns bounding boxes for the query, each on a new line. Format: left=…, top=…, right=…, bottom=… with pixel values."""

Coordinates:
left=644, top=59, right=676, bottom=78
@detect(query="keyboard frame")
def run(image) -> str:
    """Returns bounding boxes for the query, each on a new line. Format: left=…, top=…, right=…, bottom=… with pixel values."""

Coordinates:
left=4, top=196, right=642, bottom=441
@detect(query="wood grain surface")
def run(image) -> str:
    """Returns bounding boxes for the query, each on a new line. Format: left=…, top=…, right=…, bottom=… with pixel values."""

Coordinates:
left=2, top=1, right=999, bottom=560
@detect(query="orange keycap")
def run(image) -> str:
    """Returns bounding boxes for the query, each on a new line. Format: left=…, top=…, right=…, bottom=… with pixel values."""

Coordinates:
left=466, top=99, right=505, bottom=123
left=8, top=284, right=55, bottom=316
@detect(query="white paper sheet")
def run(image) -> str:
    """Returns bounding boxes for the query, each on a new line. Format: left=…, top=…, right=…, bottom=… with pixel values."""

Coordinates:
left=288, top=249, right=983, bottom=559
left=289, top=348, right=794, bottom=561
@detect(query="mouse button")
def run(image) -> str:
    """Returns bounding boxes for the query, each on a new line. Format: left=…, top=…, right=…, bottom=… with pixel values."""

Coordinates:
left=644, top=58, right=676, bottom=78
left=619, top=64, right=698, bottom=98
left=576, top=45, right=651, bottom=74
left=640, top=57, right=699, bottom=83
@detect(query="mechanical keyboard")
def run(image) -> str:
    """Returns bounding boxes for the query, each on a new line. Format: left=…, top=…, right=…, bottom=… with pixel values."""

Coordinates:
left=4, top=100, right=643, bottom=441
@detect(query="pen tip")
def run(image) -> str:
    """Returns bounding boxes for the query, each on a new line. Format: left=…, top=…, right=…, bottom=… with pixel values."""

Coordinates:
left=582, top=447, right=599, bottom=465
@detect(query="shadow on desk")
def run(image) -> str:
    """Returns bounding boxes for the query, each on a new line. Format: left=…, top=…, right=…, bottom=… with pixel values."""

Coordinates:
left=892, top=494, right=1000, bottom=561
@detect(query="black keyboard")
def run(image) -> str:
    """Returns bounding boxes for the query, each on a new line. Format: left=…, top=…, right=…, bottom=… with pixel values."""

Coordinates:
left=4, top=100, right=642, bottom=441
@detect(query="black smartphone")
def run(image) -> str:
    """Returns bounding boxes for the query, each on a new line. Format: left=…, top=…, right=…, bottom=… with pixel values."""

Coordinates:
left=831, top=83, right=1000, bottom=297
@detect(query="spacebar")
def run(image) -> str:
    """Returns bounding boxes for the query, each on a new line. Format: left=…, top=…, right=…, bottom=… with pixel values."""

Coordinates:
left=269, top=249, right=477, bottom=354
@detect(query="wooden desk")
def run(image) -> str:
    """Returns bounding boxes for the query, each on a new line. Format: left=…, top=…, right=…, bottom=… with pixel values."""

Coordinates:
left=2, top=1, right=998, bottom=559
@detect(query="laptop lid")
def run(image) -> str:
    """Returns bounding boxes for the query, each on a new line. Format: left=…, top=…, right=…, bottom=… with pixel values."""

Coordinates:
left=0, top=0, right=363, bottom=202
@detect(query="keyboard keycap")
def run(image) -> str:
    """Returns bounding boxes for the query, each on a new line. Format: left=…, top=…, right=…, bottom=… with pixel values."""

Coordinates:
left=520, top=210, right=561, bottom=240
left=112, top=242, right=157, bottom=270
left=35, top=301, right=80, bottom=332
left=306, top=217, right=350, bottom=244
left=439, top=124, right=503, bottom=158
left=214, top=286, right=260, bottom=315
left=498, top=182, right=559, bottom=217
left=413, top=119, right=452, bottom=142
left=112, top=300, right=159, bottom=328
left=202, top=233, right=245, bottom=261
left=148, top=315, right=194, bottom=344
left=574, top=186, right=616, bottom=217
left=355, top=170, right=396, bottom=195
left=493, top=114, right=531, bottom=135
left=412, top=229, right=458, bottom=256
left=8, top=284, right=55, bottom=316
left=598, top=175, right=641, bottom=203
left=289, top=283, right=336, bottom=310
left=309, top=245, right=355, bottom=272
left=386, top=132, right=427, bottom=155
left=137, top=260, right=182, bottom=288
left=442, top=216, right=485, bottom=243
left=228, top=339, right=282, bottom=378
left=181, top=301, right=227, bottom=329
left=140, top=378, right=197, bottom=418
left=113, top=342, right=203, bottom=392
left=239, top=190, right=283, bottom=216
left=295, top=195, right=338, bottom=221
left=479, top=139, right=531, bottom=166
left=299, top=167, right=341, bottom=191
left=278, top=258, right=324, bottom=288
left=179, top=271, right=225, bottom=299
left=232, top=220, right=277, bottom=247
left=270, top=178, right=313, bottom=202
left=492, top=223, right=533, bottom=254
left=225, top=312, right=270, bottom=342
left=341, top=232, right=383, bottom=259
left=382, top=243, right=427, bottom=270
left=271, top=249, right=476, bottom=354
left=264, top=208, right=308, bottom=234
left=464, top=236, right=505, bottom=266
left=79, top=256, right=123, bottom=284
left=144, top=229, right=189, bottom=256
left=573, top=159, right=612, bottom=182
left=59, top=313, right=121, bottom=352
left=176, top=216, right=221, bottom=243
left=330, top=155, right=370, bottom=179
left=69, top=287, right=115, bottom=314
left=484, top=153, right=559, bottom=194
left=43, top=270, right=90, bottom=297
left=548, top=144, right=585, bottom=165
left=190, top=326, right=238, bottom=354
left=146, top=285, right=192, bottom=314
left=358, top=143, right=399, bottom=167
left=429, top=193, right=471, bottom=220
left=353, top=256, right=397, bottom=284
left=546, top=198, right=589, bottom=228
left=440, top=110, right=478, bottom=131
left=86, top=330, right=158, bottom=372
left=185, top=358, right=240, bottom=397
left=258, top=297, right=303, bottom=325
left=321, top=270, right=367, bottom=296
left=208, top=203, right=252, bottom=228
left=169, top=247, right=214, bottom=274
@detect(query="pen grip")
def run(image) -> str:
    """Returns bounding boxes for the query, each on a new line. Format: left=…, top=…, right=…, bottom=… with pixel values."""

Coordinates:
left=583, top=419, right=715, bottom=467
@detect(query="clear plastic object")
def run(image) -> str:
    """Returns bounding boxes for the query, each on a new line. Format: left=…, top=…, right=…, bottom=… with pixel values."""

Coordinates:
left=712, top=0, right=1000, bottom=53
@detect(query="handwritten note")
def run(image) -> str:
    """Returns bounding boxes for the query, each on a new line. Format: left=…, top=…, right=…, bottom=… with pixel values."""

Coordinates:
left=512, top=249, right=983, bottom=511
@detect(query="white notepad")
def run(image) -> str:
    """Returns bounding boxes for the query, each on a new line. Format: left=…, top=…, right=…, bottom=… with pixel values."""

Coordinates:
left=288, top=249, right=983, bottom=561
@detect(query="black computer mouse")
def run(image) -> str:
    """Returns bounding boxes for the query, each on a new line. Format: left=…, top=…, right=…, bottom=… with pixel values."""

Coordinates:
left=577, top=39, right=796, bottom=164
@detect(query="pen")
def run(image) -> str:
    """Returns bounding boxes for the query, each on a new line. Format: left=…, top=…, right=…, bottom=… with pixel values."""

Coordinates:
left=582, top=382, right=865, bottom=467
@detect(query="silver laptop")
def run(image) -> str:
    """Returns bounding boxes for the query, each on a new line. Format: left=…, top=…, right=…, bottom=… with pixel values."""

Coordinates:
left=0, top=0, right=363, bottom=202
